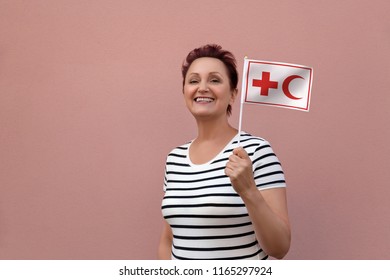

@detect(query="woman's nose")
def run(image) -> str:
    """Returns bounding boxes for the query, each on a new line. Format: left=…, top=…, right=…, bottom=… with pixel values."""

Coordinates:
left=198, top=82, right=209, bottom=93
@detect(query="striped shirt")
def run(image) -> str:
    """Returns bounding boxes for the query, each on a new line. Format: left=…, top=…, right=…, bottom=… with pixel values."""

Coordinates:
left=161, top=132, right=286, bottom=260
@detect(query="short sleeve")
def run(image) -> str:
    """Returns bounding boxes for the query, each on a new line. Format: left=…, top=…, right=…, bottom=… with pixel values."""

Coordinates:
left=252, top=140, right=286, bottom=190
left=163, top=159, right=168, bottom=193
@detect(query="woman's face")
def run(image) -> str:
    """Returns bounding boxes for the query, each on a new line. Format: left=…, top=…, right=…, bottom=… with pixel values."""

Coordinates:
left=183, top=57, right=237, bottom=120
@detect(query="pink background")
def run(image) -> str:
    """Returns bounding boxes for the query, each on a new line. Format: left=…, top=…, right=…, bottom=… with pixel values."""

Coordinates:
left=0, top=0, right=389, bottom=259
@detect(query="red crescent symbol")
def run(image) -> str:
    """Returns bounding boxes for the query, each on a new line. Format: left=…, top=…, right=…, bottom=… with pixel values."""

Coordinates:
left=282, top=75, right=304, bottom=100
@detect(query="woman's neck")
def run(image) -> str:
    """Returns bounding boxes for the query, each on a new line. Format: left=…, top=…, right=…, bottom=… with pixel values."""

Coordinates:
left=188, top=117, right=238, bottom=165
left=194, top=117, right=238, bottom=143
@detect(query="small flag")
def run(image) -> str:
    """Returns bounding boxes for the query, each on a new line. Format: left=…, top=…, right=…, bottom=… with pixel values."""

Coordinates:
left=241, top=58, right=313, bottom=111
left=237, top=58, right=313, bottom=145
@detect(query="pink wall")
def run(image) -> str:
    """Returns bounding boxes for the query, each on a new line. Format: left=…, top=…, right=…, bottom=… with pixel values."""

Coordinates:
left=0, top=0, right=389, bottom=259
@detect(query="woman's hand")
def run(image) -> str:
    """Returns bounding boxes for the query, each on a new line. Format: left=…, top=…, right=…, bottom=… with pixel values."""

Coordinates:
left=225, top=147, right=257, bottom=197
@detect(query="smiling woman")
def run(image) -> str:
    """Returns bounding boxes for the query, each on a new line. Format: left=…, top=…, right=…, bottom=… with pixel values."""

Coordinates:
left=183, top=57, right=237, bottom=121
left=181, top=44, right=239, bottom=116
left=158, top=44, right=291, bottom=260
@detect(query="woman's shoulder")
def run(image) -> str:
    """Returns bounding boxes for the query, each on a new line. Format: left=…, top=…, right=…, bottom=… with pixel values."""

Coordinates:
left=166, top=141, right=191, bottom=158
left=239, top=132, right=269, bottom=146
left=237, top=132, right=276, bottom=157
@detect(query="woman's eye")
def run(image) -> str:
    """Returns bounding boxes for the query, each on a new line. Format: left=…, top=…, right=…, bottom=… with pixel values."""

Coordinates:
left=210, top=79, right=220, bottom=83
left=189, top=80, right=199, bottom=84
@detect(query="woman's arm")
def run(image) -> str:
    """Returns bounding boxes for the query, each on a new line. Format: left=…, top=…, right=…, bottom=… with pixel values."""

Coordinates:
left=157, top=220, right=173, bottom=260
left=225, top=147, right=291, bottom=259
left=240, top=187, right=290, bottom=259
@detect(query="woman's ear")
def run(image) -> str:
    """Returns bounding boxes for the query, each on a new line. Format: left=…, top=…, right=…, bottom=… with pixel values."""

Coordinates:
left=230, top=88, right=238, bottom=105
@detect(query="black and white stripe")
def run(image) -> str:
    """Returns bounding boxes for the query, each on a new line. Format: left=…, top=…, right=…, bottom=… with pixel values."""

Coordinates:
left=161, top=132, right=286, bottom=260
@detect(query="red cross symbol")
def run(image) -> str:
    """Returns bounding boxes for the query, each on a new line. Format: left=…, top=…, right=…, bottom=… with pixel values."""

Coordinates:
left=252, top=72, right=278, bottom=96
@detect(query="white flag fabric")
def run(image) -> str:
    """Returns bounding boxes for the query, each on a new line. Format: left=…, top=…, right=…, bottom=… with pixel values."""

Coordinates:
left=241, top=58, right=313, bottom=111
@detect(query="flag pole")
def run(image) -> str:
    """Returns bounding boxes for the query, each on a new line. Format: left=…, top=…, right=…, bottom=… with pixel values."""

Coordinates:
left=237, top=57, right=248, bottom=147
left=237, top=96, right=244, bottom=147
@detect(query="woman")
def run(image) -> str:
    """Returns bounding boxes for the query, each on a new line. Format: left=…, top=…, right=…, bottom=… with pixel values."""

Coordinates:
left=158, top=44, right=291, bottom=260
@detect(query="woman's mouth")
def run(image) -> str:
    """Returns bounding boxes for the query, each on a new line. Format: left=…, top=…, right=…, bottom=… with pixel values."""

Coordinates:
left=194, top=97, right=215, bottom=103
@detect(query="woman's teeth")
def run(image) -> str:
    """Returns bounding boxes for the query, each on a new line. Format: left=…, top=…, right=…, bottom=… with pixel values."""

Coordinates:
left=195, top=97, right=214, bottom=103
